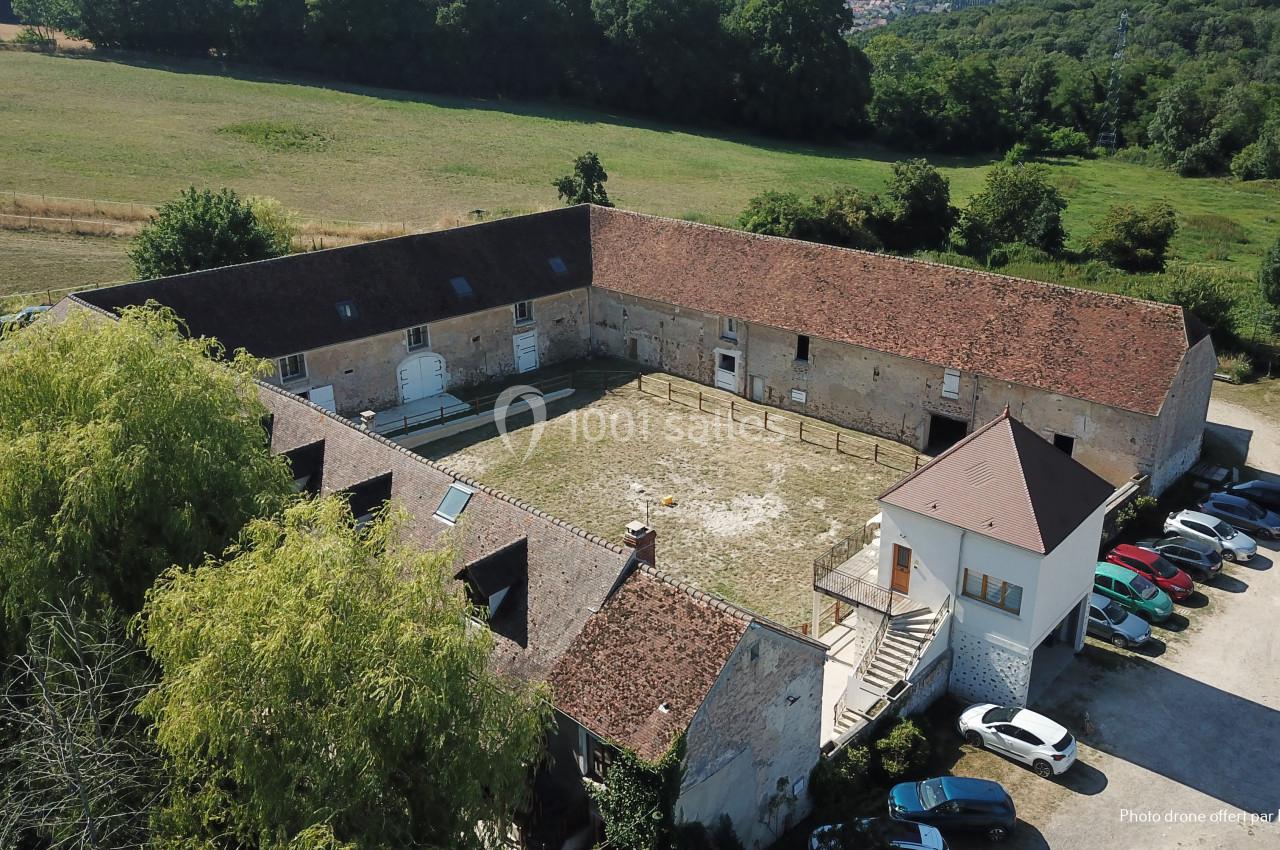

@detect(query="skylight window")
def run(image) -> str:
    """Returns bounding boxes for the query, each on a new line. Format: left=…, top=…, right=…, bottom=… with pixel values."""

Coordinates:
left=435, top=482, right=474, bottom=524
left=336, top=300, right=358, bottom=321
left=548, top=256, right=568, bottom=275
left=450, top=276, right=474, bottom=298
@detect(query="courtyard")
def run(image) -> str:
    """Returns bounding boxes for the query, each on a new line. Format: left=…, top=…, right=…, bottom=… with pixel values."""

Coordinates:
left=419, top=372, right=915, bottom=626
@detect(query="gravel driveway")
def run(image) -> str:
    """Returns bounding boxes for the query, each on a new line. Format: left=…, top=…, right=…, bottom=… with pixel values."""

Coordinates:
left=945, top=399, right=1280, bottom=849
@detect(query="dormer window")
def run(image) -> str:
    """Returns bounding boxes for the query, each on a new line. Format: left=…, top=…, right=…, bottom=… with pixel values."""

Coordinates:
left=283, top=440, right=325, bottom=494
left=435, top=482, right=474, bottom=524
left=450, top=276, right=474, bottom=298
left=335, top=300, right=358, bottom=321
left=548, top=256, right=568, bottom=275
left=406, top=325, right=428, bottom=351
left=343, top=472, right=392, bottom=528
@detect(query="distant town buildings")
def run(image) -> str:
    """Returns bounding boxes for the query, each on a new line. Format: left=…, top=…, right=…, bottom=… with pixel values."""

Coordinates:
left=847, top=0, right=996, bottom=33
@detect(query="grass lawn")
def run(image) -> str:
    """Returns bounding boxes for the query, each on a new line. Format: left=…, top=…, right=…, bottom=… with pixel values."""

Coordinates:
left=3, top=48, right=1278, bottom=292
left=419, top=377, right=906, bottom=626
left=0, top=229, right=132, bottom=307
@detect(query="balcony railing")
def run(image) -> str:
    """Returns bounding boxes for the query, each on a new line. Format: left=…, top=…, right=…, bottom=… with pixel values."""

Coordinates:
left=813, top=525, right=902, bottom=616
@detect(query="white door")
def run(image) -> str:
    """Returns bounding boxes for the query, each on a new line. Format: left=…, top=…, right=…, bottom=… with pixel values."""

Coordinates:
left=750, top=374, right=765, bottom=402
left=398, top=353, right=446, bottom=403
left=714, top=352, right=738, bottom=391
left=514, top=330, right=539, bottom=373
left=309, top=384, right=336, bottom=413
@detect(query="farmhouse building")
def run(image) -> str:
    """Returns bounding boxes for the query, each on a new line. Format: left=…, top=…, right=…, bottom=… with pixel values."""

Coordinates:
left=72, top=205, right=1214, bottom=495
left=814, top=410, right=1114, bottom=746
left=256, top=377, right=826, bottom=850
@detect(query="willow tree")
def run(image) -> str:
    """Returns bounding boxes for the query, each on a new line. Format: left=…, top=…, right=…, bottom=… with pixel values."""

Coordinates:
left=0, top=306, right=292, bottom=656
left=138, top=497, right=550, bottom=850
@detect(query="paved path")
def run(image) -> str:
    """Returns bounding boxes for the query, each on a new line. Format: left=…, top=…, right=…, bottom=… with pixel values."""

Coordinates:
left=951, top=403, right=1280, bottom=849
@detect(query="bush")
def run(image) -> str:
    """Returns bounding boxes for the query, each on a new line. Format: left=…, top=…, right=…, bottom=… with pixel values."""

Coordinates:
left=961, top=163, right=1067, bottom=257
left=129, top=187, right=287, bottom=280
left=875, top=719, right=929, bottom=779
left=1003, top=142, right=1032, bottom=165
left=246, top=196, right=298, bottom=256
left=1153, top=269, right=1236, bottom=330
left=1045, top=127, right=1092, bottom=157
left=1230, top=119, right=1280, bottom=181
left=1114, top=494, right=1161, bottom=537
left=1261, top=237, right=1280, bottom=325
left=1086, top=202, right=1178, bottom=273
left=1217, top=352, right=1254, bottom=384
left=809, top=744, right=873, bottom=815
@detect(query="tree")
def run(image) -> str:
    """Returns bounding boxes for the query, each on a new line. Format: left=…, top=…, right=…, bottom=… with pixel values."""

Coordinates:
left=12, top=0, right=78, bottom=43
left=1261, top=237, right=1280, bottom=325
left=1147, top=81, right=1209, bottom=175
left=960, top=163, right=1068, bottom=257
left=875, top=158, right=955, bottom=253
left=129, top=187, right=287, bottom=280
left=739, top=191, right=814, bottom=238
left=1231, top=117, right=1280, bottom=181
left=553, top=151, right=613, bottom=207
left=0, top=602, right=162, bottom=850
left=738, top=190, right=880, bottom=251
left=138, top=497, right=551, bottom=850
left=1086, top=202, right=1178, bottom=273
left=0, top=306, right=292, bottom=655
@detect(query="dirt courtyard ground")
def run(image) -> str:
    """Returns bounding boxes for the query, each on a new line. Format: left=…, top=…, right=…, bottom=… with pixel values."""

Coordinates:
left=420, top=379, right=909, bottom=626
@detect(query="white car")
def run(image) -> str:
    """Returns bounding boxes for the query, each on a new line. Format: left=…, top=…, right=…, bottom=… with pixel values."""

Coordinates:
left=958, top=704, right=1077, bottom=778
left=1164, top=509, right=1257, bottom=562
left=811, top=819, right=947, bottom=850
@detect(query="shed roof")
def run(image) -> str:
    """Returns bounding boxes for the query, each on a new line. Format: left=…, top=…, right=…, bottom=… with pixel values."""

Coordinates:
left=879, top=410, right=1115, bottom=554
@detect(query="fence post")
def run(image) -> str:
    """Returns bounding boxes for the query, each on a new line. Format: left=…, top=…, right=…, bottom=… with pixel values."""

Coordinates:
left=874, top=443, right=879, bottom=464
left=915, top=455, right=921, bottom=470
left=799, top=419, right=804, bottom=442
left=730, top=399, right=735, bottom=421
left=402, top=416, right=408, bottom=432
left=764, top=410, right=769, bottom=431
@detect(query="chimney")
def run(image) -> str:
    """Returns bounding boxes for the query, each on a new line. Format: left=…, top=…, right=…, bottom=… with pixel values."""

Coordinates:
left=623, top=520, right=657, bottom=566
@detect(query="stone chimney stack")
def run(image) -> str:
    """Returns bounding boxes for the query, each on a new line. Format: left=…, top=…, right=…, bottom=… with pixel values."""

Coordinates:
left=623, top=520, right=657, bottom=566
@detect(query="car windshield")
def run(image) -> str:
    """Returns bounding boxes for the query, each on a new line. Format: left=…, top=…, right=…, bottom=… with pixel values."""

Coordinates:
left=981, top=706, right=1018, bottom=724
left=1103, top=600, right=1128, bottom=623
left=918, top=778, right=945, bottom=809
left=1130, top=573, right=1159, bottom=600
left=1211, top=519, right=1237, bottom=539
left=1150, top=555, right=1178, bottom=579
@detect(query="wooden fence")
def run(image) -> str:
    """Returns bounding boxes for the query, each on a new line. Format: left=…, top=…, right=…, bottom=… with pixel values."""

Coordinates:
left=633, top=373, right=924, bottom=473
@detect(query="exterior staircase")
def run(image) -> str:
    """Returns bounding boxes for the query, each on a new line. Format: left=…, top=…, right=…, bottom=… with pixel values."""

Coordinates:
left=831, top=605, right=942, bottom=738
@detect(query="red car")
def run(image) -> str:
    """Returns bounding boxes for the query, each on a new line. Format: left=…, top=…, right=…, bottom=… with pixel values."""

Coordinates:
left=1105, top=544, right=1194, bottom=601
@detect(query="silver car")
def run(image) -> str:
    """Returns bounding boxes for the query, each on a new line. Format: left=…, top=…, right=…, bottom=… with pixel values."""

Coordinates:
left=1163, top=509, right=1257, bottom=561
left=1086, top=592, right=1151, bottom=649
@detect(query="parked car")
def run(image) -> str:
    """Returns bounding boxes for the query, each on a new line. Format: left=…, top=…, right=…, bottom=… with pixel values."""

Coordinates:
left=957, top=704, right=1077, bottom=778
left=0, top=305, right=50, bottom=334
left=888, top=777, right=1016, bottom=842
left=1164, top=509, right=1257, bottom=562
left=1222, top=479, right=1280, bottom=513
left=1086, top=592, right=1152, bottom=649
left=1105, top=544, right=1193, bottom=601
left=1136, top=536, right=1222, bottom=580
left=1093, top=562, right=1173, bottom=622
left=810, top=818, right=948, bottom=850
left=1197, top=492, right=1280, bottom=540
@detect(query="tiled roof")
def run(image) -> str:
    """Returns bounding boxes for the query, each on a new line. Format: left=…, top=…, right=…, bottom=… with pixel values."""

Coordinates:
left=547, top=566, right=751, bottom=762
left=78, top=205, right=593, bottom=358
left=258, top=381, right=630, bottom=682
left=588, top=207, right=1195, bottom=416
left=879, top=410, right=1116, bottom=554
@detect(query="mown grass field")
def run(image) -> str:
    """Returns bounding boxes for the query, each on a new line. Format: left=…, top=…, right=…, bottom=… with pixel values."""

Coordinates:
left=2, top=48, right=1278, bottom=294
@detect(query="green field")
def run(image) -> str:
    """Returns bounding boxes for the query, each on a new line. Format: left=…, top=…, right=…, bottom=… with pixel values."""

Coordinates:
left=2, top=48, right=1279, bottom=293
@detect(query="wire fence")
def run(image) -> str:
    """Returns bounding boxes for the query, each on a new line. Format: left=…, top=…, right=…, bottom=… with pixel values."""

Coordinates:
left=633, top=373, right=925, bottom=473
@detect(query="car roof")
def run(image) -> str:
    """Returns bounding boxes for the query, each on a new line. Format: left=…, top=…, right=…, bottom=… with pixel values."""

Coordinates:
left=1088, top=592, right=1114, bottom=609
left=1153, top=536, right=1214, bottom=553
left=1234, top=479, right=1280, bottom=493
left=1111, top=543, right=1157, bottom=564
left=1176, top=509, right=1221, bottom=526
left=939, top=776, right=1008, bottom=803
left=1012, top=708, right=1069, bottom=742
left=1206, top=492, right=1254, bottom=508
left=1095, top=561, right=1136, bottom=580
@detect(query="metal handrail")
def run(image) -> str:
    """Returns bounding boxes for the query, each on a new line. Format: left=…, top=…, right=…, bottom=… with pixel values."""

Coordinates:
left=904, top=595, right=951, bottom=675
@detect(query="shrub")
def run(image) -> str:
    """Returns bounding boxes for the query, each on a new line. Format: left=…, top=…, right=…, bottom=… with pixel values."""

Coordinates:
left=552, top=151, right=612, bottom=207
left=1086, top=202, right=1178, bottom=273
left=1045, top=127, right=1091, bottom=157
left=1261, top=237, right=1280, bottom=325
left=1153, top=268, right=1236, bottom=330
left=1114, top=494, right=1161, bottom=537
left=1230, top=119, right=1280, bottom=181
left=875, top=718, right=929, bottom=779
left=809, top=744, right=873, bottom=815
left=1218, top=352, right=1254, bottom=384
left=1003, top=142, right=1032, bottom=165
left=739, top=191, right=813, bottom=238
left=129, top=187, right=286, bottom=280
left=247, top=195, right=298, bottom=256
left=962, top=163, right=1067, bottom=257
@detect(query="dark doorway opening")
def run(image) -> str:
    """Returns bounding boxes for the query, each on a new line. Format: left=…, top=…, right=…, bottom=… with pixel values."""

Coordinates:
left=1054, top=433, right=1076, bottom=455
left=926, top=414, right=968, bottom=454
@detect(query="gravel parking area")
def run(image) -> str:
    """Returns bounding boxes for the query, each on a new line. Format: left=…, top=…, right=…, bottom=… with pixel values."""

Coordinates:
left=942, top=400, right=1280, bottom=849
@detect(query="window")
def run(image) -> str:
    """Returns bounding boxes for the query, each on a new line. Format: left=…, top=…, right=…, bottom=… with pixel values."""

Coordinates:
left=435, top=482, right=474, bottom=524
left=941, top=368, right=961, bottom=399
left=795, top=334, right=810, bottom=362
left=791, top=388, right=807, bottom=403
left=548, top=256, right=568, bottom=275
left=406, top=325, right=428, bottom=351
left=514, top=300, right=534, bottom=324
left=718, top=352, right=736, bottom=372
left=588, top=738, right=615, bottom=781
left=962, top=568, right=1023, bottom=615
left=1094, top=575, right=1113, bottom=592
left=721, top=316, right=738, bottom=341
left=278, top=353, right=306, bottom=382
left=449, top=276, right=474, bottom=298
left=335, top=300, right=358, bottom=321
left=1053, top=433, right=1075, bottom=455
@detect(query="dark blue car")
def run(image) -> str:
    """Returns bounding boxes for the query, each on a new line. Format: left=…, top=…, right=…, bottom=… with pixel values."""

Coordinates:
left=889, top=776, right=1016, bottom=842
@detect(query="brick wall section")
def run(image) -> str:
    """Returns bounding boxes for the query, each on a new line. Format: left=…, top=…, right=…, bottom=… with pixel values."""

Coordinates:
left=259, top=381, right=631, bottom=683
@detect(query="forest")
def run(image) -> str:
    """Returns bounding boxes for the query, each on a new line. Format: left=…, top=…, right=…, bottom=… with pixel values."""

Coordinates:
left=12, top=0, right=1279, bottom=174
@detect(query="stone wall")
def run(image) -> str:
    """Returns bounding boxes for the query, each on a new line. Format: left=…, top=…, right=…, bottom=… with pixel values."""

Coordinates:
left=948, top=629, right=1032, bottom=707
left=677, top=625, right=825, bottom=850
